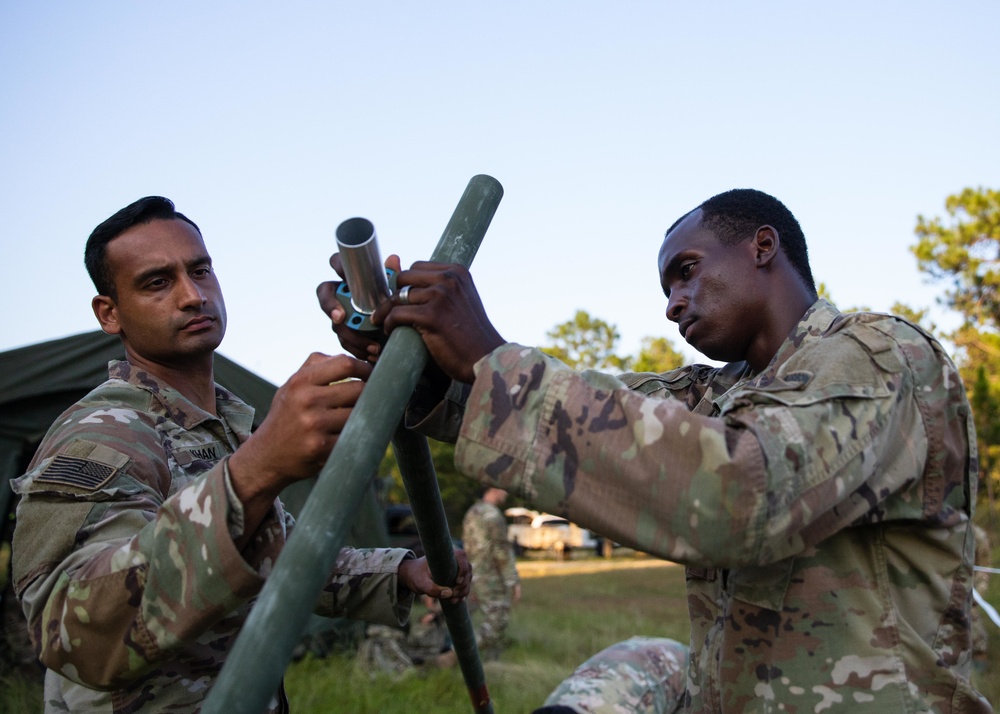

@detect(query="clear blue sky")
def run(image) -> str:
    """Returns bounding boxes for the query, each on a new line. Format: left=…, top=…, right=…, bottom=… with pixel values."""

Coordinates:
left=2, top=2, right=997, bottom=385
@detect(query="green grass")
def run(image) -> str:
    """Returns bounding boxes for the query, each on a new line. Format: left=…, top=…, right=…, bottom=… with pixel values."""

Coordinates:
left=3, top=555, right=998, bottom=713
left=284, top=559, right=688, bottom=714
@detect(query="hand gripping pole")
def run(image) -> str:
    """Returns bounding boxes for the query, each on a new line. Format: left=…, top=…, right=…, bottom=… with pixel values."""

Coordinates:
left=203, top=175, right=503, bottom=714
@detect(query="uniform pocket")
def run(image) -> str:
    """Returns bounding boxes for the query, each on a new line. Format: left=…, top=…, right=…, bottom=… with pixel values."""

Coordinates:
left=728, top=558, right=795, bottom=612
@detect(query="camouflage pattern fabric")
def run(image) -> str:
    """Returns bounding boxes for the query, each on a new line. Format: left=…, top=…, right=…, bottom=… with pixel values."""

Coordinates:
left=11, top=360, right=413, bottom=713
left=357, top=599, right=452, bottom=675
left=462, top=499, right=519, bottom=660
left=403, top=598, right=451, bottom=665
left=357, top=624, right=414, bottom=678
left=452, top=300, right=991, bottom=713
left=540, top=636, right=688, bottom=714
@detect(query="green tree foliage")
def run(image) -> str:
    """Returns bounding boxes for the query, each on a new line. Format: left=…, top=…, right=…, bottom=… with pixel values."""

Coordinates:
left=377, top=439, right=482, bottom=535
left=541, top=310, right=630, bottom=371
left=816, top=281, right=873, bottom=314
left=971, top=365, right=1000, bottom=476
left=631, top=336, right=686, bottom=373
left=910, top=187, right=1000, bottom=519
left=888, top=302, right=937, bottom=334
left=912, top=187, right=1000, bottom=330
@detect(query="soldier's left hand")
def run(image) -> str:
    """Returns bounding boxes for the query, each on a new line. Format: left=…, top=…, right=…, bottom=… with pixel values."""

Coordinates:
left=316, top=253, right=402, bottom=364
left=398, top=550, right=472, bottom=604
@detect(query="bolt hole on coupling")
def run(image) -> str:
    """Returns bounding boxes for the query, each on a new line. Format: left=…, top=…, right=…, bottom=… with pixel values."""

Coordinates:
left=335, top=217, right=396, bottom=331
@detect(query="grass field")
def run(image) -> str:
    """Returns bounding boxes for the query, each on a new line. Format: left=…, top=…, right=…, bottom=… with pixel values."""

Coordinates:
left=2, top=553, right=998, bottom=713
left=286, top=556, right=688, bottom=714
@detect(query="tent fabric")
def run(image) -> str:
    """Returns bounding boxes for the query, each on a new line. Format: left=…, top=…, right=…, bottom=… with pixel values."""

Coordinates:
left=0, top=331, right=277, bottom=443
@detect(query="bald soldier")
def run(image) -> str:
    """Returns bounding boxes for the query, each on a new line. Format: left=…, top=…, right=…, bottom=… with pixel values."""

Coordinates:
left=319, top=188, right=990, bottom=713
left=12, top=196, right=469, bottom=713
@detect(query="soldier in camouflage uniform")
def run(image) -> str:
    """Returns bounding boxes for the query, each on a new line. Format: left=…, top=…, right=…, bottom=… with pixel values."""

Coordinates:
left=356, top=595, right=455, bottom=675
left=320, top=187, right=991, bottom=712
left=11, top=196, right=470, bottom=713
left=462, top=487, right=521, bottom=660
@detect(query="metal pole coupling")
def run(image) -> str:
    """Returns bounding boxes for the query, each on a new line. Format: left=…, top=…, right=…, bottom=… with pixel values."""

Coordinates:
left=335, top=217, right=395, bottom=329
left=202, top=175, right=503, bottom=714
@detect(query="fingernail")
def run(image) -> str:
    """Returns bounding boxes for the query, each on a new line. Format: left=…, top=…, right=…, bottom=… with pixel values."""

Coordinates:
left=440, top=588, right=452, bottom=599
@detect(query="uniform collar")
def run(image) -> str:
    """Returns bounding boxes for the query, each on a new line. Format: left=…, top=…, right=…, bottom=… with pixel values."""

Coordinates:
left=107, top=359, right=255, bottom=437
left=751, top=298, right=841, bottom=388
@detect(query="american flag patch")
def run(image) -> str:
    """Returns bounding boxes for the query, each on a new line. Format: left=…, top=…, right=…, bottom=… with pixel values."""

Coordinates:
left=36, top=455, right=118, bottom=490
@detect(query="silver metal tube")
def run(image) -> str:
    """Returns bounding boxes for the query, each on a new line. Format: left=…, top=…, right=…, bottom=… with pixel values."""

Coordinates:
left=335, top=217, right=391, bottom=314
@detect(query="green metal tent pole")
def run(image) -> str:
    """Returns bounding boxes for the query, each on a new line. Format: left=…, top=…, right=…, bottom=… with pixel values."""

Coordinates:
left=391, top=424, right=492, bottom=712
left=203, top=175, right=503, bottom=714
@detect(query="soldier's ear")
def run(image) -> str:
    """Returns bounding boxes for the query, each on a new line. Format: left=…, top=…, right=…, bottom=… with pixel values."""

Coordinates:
left=92, top=295, right=122, bottom=336
left=754, top=226, right=779, bottom=269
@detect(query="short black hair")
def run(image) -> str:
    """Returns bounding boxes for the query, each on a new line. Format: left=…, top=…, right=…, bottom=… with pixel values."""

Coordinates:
left=85, top=196, right=200, bottom=298
left=666, top=189, right=816, bottom=293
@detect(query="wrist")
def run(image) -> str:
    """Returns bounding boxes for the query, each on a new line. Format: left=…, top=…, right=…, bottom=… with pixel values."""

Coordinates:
left=228, top=448, right=284, bottom=508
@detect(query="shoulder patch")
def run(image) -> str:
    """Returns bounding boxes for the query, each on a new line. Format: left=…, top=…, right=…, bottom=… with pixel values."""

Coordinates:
left=36, top=440, right=129, bottom=492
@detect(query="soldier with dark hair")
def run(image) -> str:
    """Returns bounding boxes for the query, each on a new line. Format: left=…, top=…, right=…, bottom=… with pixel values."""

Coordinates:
left=319, top=187, right=991, bottom=712
left=12, top=196, right=470, bottom=713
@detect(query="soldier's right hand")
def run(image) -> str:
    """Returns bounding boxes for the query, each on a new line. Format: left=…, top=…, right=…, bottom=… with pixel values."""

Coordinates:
left=229, top=353, right=372, bottom=502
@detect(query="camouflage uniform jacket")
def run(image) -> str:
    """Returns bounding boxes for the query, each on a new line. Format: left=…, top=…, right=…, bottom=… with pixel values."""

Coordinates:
left=453, top=300, right=990, bottom=713
left=462, top=500, right=519, bottom=600
left=11, top=360, right=413, bottom=713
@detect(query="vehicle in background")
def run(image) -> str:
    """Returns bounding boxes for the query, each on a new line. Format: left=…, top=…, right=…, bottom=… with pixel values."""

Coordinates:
left=504, top=508, right=602, bottom=557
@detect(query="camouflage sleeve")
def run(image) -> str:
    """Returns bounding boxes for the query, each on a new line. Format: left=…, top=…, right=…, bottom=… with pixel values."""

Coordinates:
left=315, top=546, right=414, bottom=627
left=404, top=378, right=472, bottom=444
left=12, top=433, right=271, bottom=689
left=455, top=340, right=926, bottom=568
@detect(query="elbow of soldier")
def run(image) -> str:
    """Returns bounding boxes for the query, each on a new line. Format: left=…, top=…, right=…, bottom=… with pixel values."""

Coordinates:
left=36, top=639, right=155, bottom=691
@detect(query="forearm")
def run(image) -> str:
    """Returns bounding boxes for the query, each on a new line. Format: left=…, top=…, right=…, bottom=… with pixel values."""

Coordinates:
left=316, top=547, right=415, bottom=626
left=454, top=344, right=914, bottom=568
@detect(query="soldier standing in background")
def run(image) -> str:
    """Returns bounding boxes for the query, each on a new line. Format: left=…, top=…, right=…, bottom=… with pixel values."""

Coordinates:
left=462, top=487, right=521, bottom=661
